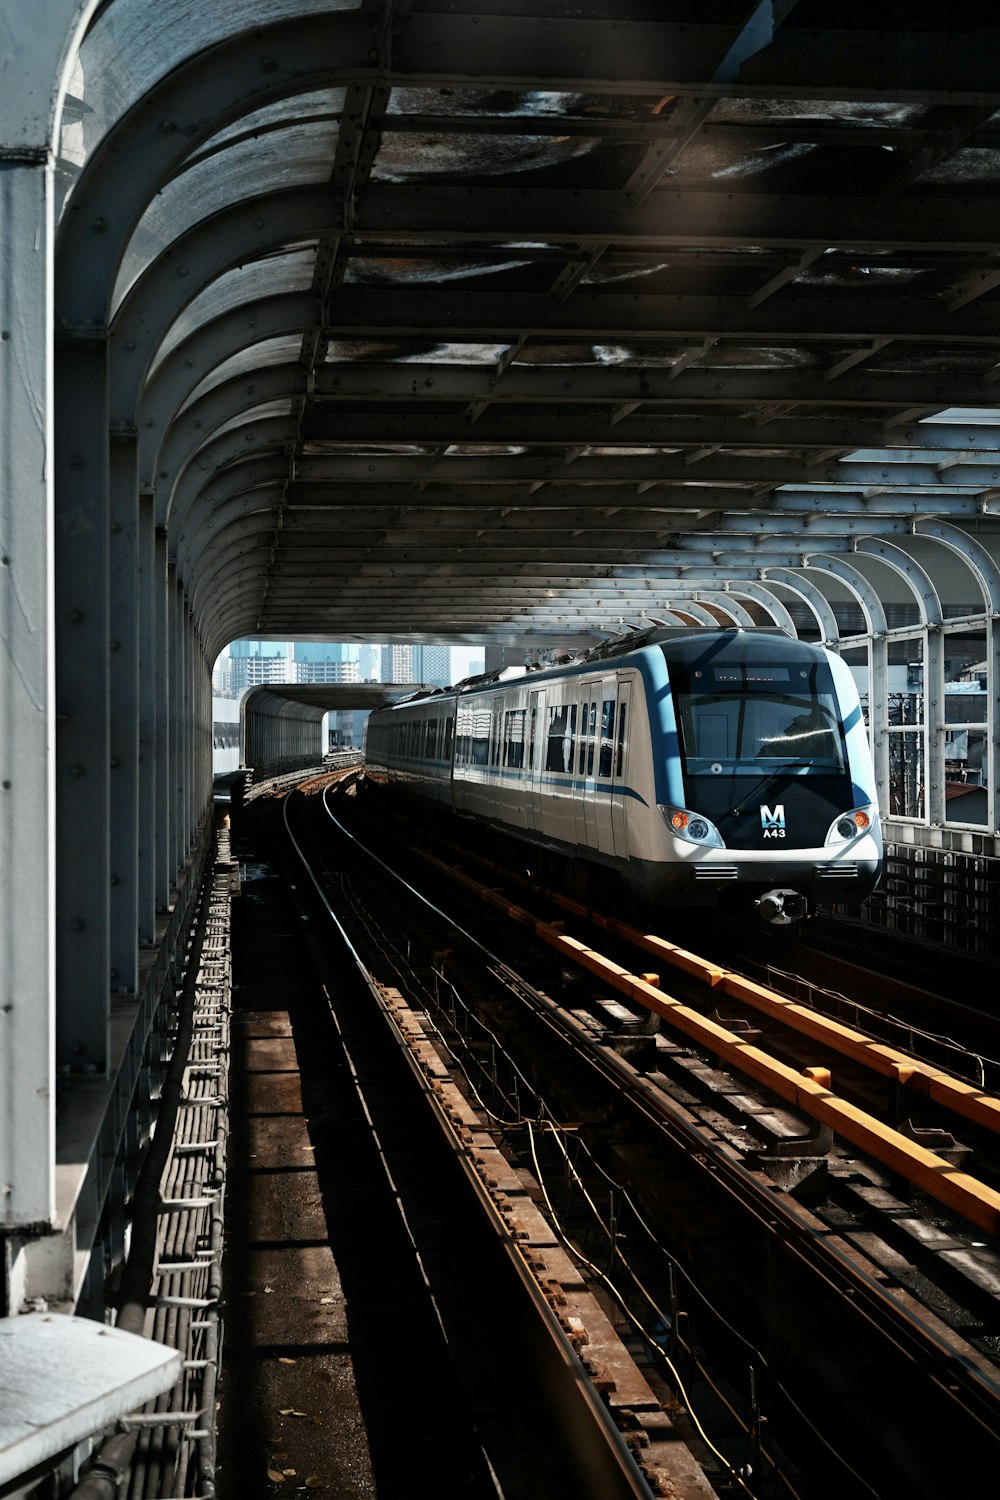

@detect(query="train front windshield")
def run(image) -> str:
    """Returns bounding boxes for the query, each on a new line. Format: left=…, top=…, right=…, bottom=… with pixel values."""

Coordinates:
left=671, top=660, right=847, bottom=774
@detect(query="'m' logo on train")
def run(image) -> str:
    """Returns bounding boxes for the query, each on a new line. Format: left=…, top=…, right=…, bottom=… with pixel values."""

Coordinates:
left=760, top=804, right=786, bottom=838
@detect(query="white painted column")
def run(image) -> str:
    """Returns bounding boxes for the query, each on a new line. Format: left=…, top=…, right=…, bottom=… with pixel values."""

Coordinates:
left=0, top=159, right=57, bottom=1226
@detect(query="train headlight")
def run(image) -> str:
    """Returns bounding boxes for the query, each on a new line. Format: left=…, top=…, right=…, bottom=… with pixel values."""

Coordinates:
left=661, top=806, right=724, bottom=848
left=826, top=805, right=876, bottom=845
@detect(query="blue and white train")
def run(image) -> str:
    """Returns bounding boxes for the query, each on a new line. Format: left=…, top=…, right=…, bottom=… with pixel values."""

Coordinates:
left=363, top=627, right=883, bottom=924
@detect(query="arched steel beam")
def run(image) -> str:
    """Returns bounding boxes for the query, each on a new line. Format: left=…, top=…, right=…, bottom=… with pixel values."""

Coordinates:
left=196, top=564, right=274, bottom=640
left=664, top=600, right=720, bottom=626
left=154, top=379, right=303, bottom=514
left=185, top=512, right=278, bottom=572
left=109, top=186, right=330, bottom=431
left=192, top=512, right=279, bottom=556
left=760, top=567, right=841, bottom=643
left=722, top=581, right=798, bottom=636
left=173, top=459, right=289, bottom=550
left=852, top=537, right=944, bottom=627
left=170, top=419, right=298, bottom=539
left=911, top=519, right=1000, bottom=612
left=798, top=556, right=889, bottom=636
left=850, top=538, right=946, bottom=821
left=692, top=592, right=757, bottom=626
left=188, top=535, right=280, bottom=614
left=799, top=555, right=890, bottom=808
left=186, top=527, right=284, bottom=613
left=141, top=301, right=315, bottom=482
left=909, top=521, right=1000, bottom=829
left=56, top=11, right=374, bottom=325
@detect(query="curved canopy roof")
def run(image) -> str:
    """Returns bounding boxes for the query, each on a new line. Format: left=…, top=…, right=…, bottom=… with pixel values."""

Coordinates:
left=57, top=0, right=1000, bottom=659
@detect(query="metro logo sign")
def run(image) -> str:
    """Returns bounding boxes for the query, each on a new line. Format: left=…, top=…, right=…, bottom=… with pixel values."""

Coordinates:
left=760, top=804, right=786, bottom=838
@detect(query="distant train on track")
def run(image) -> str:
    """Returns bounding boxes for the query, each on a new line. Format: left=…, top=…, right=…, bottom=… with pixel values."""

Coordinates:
left=363, top=627, right=883, bottom=925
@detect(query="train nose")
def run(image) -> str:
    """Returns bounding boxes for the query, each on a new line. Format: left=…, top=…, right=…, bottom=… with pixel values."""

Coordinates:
left=757, top=888, right=808, bottom=925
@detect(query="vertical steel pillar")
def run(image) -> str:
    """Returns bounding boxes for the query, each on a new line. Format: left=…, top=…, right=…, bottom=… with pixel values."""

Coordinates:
left=924, top=624, right=946, bottom=827
left=183, top=606, right=194, bottom=850
left=870, top=633, right=890, bottom=816
left=137, top=496, right=157, bottom=943
left=109, top=436, right=139, bottom=992
left=0, top=159, right=56, bottom=1225
left=55, top=338, right=110, bottom=1073
left=170, top=570, right=184, bottom=880
left=155, top=531, right=171, bottom=910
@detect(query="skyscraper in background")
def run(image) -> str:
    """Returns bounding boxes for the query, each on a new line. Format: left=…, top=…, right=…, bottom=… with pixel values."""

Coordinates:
left=357, top=643, right=381, bottom=682
left=226, top=640, right=291, bottom=694
left=218, top=640, right=460, bottom=695
left=293, top=642, right=360, bottom=683
left=380, top=643, right=414, bottom=683
left=411, top=644, right=452, bottom=686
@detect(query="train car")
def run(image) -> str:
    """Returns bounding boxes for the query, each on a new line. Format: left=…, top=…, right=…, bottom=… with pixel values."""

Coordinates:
left=363, top=627, right=883, bottom=925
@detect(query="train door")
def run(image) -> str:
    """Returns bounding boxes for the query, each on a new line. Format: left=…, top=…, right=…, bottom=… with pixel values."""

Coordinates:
left=575, top=685, right=600, bottom=848
left=526, top=688, right=545, bottom=832
left=591, top=678, right=621, bottom=855
left=610, top=678, right=631, bottom=858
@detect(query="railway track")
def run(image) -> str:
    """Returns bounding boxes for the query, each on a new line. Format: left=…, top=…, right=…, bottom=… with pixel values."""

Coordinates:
left=223, top=777, right=713, bottom=1500
left=341, top=776, right=1000, bottom=1227
left=302, top=772, right=1000, bottom=1500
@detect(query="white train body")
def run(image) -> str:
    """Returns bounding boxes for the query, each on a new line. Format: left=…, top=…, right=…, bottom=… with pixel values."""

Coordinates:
left=364, top=629, right=883, bottom=922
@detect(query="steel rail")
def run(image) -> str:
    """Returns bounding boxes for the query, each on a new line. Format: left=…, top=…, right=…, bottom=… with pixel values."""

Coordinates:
left=403, top=847, right=1000, bottom=1240
left=457, top=852, right=1000, bottom=1139
left=283, top=793, right=672, bottom=1500
left=318, top=787, right=1000, bottom=1453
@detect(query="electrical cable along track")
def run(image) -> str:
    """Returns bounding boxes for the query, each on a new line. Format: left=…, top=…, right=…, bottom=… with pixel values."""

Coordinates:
left=307, top=773, right=1000, bottom=1500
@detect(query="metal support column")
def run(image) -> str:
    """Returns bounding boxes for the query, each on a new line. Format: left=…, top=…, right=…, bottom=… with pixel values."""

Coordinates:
left=109, top=436, right=139, bottom=993
left=55, top=338, right=110, bottom=1073
left=0, top=159, right=56, bottom=1225
left=137, top=496, right=157, bottom=943
left=925, top=625, right=946, bottom=827
left=155, top=531, right=171, bottom=911
left=170, top=571, right=184, bottom=879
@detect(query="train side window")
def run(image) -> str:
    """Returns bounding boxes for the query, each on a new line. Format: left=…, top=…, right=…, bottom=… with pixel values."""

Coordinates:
left=616, top=703, right=627, bottom=776
left=456, top=704, right=472, bottom=764
left=504, top=708, right=526, bottom=768
left=545, top=705, right=574, bottom=773
left=527, top=705, right=537, bottom=769
left=444, top=715, right=454, bottom=760
left=471, top=706, right=491, bottom=765
left=587, top=700, right=597, bottom=776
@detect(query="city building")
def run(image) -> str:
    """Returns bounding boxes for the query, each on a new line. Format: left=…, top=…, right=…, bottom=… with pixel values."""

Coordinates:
left=412, top=644, right=453, bottom=686
left=293, top=641, right=361, bottom=684
left=381, top=643, right=415, bottom=683
left=226, top=640, right=292, bottom=694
